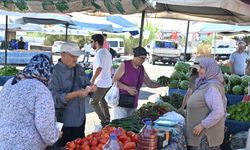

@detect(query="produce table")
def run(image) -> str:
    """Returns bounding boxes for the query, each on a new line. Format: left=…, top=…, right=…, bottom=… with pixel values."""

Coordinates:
left=0, top=50, right=52, bottom=65
left=0, top=76, right=13, bottom=86
left=168, top=88, right=243, bottom=106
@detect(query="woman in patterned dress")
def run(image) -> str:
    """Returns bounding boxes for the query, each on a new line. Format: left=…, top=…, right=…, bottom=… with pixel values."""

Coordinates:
left=0, top=54, right=59, bottom=150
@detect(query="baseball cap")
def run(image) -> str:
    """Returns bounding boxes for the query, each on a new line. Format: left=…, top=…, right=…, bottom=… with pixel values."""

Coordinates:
left=133, top=47, right=149, bottom=57
left=191, top=62, right=200, bottom=70
left=60, top=42, right=83, bottom=57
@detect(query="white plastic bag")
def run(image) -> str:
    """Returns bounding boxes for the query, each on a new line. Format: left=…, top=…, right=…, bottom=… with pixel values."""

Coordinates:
left=105, top=82, right=119, bottom=106
left=160, top=111, right=185, bottom=125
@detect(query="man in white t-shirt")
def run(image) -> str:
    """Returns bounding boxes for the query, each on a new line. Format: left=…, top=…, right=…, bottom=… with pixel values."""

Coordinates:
left=229, top=41, right=249, bottom=76
left=90, top=34, right=112, bottom=127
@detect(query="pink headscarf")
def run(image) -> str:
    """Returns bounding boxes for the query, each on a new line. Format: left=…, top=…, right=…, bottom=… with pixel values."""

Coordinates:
left=195, top=57, right=224, bottom=91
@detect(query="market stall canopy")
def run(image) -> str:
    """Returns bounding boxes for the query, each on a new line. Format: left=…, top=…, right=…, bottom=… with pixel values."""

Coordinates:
left=0, top=10, right=73, bottom=25
left=0, top=23, right=42, bottom=32
left=188, top=22, right=250, bottom=33
left=154, top=0, right=250, bottom=25
left=1, top=0, right=250, bottom=25
left=0, top=0, right=156, bottom=14
left=43, top=25, right=88, bottom=36
left=70, top=13, right=139, bottom=35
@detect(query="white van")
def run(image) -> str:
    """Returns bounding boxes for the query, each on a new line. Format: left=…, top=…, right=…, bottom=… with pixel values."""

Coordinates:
left=107, top=38, right=125, bottom=55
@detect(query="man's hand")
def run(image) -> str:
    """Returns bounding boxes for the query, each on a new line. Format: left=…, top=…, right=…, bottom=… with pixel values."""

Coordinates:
left=86, top=85, right=97, bottom=93
left=192, top=123, right=205, bottom=136
left=127, top=87, right=137, bottom=96
left=77, top=89, right=89, bottom=97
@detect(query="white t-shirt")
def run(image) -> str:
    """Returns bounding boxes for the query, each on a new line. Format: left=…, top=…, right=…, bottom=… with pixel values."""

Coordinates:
left=229, top=51, right=249, bottom=75
left=93, top=48, right=112, bottom=88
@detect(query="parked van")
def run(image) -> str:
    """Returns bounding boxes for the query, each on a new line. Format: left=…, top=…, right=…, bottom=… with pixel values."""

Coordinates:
left=107, top=38, right=125, bottom=54
left=145, top=40, right=181, bottom=65
left=212, top=39, right=236, bottom=60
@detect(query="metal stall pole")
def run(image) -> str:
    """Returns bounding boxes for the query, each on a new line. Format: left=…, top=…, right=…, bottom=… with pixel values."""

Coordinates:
left=65, top=24, right=69, bottom=42
left=5, top=15, right=8, bottom=65
left=139, top=11, right=146, bottom=47
left=184, top=20, right=190, bottom=62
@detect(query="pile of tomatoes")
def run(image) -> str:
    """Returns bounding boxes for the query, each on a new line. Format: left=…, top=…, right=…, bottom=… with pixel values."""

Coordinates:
left=65, top=125, right=138, bottom=150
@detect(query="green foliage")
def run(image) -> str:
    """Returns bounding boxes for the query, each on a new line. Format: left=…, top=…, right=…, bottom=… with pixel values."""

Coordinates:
left=227, top=102, right=250, bottom=122
left=55, top=1, right=69, bottom=12
left=114, top=0, right=125, bottom=14
left=0, top=66, right=19, bottom=76
left=157, top=76, right=170, bottom=86
left=43, top=34, right=86, bottom=48
left=168, top=80, right=179, bottom=89
left=42, top=0, right=54, bottom=10
left=179, top=80, right=190, bottom=90
left=170, top=71, right=186, bottom=81
left=174, top=61, right=191, bottom=74
left=91, top=0, right=101, bottom=10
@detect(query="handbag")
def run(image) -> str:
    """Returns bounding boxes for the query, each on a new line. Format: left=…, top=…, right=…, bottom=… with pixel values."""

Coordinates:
left=55, top=67, right=76, bottom=122
left=118, top=94, right=135, bottom=108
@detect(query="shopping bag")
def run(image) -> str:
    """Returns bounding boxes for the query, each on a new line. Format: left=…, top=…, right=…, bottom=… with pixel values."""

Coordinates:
left=105, top=82, right=119, bottom=106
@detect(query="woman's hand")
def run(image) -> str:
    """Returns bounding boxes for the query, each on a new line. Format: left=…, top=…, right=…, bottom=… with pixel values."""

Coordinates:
left=127, top=87, right=137, bottom=96
left=192, top=123, right=205, bottom=136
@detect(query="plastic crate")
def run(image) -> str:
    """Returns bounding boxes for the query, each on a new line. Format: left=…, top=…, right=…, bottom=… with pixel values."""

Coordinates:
left=225, top=119, right=250, bottom=135
left=168, top=88, right=187, bottom=96
left=226, top=94, right=244, bottom=106
left=0, top=76, right=13, bottom=86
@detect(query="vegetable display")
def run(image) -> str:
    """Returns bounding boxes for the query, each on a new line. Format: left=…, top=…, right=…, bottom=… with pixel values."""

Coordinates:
left=0, top=66, right=19, bottom=76
left=160, top=93, right=184, bottom=109
left=157, top=76, right=169, bottom=86
left=227, top=102, right=250, bottom=122
left=65, top=126, right=138, bottom=150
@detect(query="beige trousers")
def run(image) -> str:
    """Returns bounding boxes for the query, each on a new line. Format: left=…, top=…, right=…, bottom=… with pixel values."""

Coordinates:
left=90, top=87, right=110, bottom=123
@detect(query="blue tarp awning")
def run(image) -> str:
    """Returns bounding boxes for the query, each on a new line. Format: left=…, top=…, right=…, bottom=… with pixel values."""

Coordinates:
left=70, top=13, right=139, bottom=35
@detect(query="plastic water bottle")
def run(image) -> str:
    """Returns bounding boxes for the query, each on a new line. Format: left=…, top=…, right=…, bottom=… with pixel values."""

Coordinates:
left=103, top=133, right=122, bottom=150
left=138, top=121, right=157, bottom=150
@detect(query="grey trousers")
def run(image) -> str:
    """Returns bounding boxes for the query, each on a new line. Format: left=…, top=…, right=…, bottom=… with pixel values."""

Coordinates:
left=90, top=87, right=110, bottom=123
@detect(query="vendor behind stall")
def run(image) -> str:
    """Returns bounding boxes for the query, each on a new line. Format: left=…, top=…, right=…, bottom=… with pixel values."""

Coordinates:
left=186, top=57, right=227, bottom=150
left=18, top=36, right=25, bottom=49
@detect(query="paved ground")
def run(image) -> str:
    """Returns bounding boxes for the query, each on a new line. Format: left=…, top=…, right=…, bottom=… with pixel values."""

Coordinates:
left=1, top=54, right=175, bottom=135
left=82, top=56, right=175, bottom=135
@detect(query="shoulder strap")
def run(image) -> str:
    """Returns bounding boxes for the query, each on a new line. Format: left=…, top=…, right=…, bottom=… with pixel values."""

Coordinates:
left=70, top=67, right=76, bottom=92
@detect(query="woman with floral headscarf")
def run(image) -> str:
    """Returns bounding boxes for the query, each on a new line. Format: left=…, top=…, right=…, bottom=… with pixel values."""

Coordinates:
left=0, top=54, right=59, bottom=150
left=185, top=57, right=227, bottom=150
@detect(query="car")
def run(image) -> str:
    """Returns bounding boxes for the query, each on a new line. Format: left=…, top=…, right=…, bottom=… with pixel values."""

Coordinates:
left=107, top=38, right=125, bottom=55
left=52, top=41, right=64, bottom=54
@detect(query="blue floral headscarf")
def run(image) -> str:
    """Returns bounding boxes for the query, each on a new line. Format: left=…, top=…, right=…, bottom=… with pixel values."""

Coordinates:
left=12, top=54, right=54, bottom=85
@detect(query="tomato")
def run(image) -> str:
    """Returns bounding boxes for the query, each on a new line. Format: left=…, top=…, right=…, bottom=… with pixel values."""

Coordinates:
left=66, top=142, right=76, bottom=149
left=92, top=132, right=102, bottom=137
left=99, top=138, right=108, bottom=144
left=74, top=138, right=82, bottom=144
left=123, top=142, right=136, bottom=150
left=82, top=141, right=90, bottom=147
left=118, top=134, right=128, bottom=142
left=97, top=143, right=104, bottom=148
left=86, top=134, right=93, bottom=141
left=126, top=131, right=135, bottom=137
left=131, top=134, right=138, bottom=142
left=90, top=137, right=98, bottom=146
left=80, top=145, right=90, bottom=150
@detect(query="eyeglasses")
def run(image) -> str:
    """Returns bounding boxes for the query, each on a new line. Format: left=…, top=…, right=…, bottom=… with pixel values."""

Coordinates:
left=90, top=41, right=94, bottom=43
left=139, top=56, right=147, bottom=60
left=63, top=52, right=78, bottom=58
